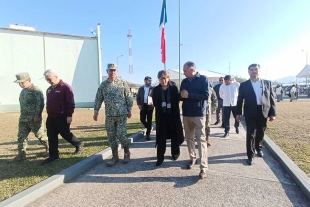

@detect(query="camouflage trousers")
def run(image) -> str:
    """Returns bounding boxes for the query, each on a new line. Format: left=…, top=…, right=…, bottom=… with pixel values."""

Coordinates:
left=17, top=120, right=48, bottom=152
left=205, top=105, right=211, bottom=136
left=106, top=115, right=129, bottom=150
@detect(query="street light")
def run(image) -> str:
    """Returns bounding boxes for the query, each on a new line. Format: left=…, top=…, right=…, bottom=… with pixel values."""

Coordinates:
left=302, top=50, right=308, bottom=86
left=302, top=50, right=308, bottom=65
left=116, top=55, right=123, bottom=67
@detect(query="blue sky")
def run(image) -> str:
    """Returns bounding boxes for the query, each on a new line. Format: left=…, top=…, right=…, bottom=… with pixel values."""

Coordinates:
left=2, top=0, right=310, bottom=84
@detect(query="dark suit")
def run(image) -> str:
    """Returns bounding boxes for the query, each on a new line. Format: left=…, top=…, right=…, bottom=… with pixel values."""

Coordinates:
left=236, top=79, right=276, bottom=159
left=136, top=86, right=154, bottom=136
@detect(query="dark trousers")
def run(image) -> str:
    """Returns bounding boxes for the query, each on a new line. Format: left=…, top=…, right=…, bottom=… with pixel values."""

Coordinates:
left=46, top=114, right=80, bottom=158
left=223, top=106, right=239, bottom=133
left=140, top=104, right=153, bottom=136
left=245, top=106, right=267, bottom=159
left=216, top=99, right=224, bottom=123
left=157, top=114, right=180, bottom=161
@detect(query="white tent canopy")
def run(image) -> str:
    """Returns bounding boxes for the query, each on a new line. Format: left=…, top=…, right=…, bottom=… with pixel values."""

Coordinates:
left=296, top=65, right=310, bottom=78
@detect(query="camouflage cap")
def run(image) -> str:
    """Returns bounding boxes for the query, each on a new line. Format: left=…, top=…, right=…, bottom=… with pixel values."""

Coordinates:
left=14, top=73, right=30, bottom=83
left=107, top=63, right=118, bottom=70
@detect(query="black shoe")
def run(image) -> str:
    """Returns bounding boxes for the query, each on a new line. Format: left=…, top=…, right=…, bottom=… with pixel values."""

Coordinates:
left=74, top=141, right=84, bottom=154
left=146, top=135, right=151, bottom=141
left=214, top=121, right=219, bottom=125
left=223, top=132, right=229, bottom=138
left=172, top=153, right=180, bottom=160
left=257, top=150, right=264, bottom=157
left=41, top=156, right=59, bottom=165
left=187, top=159, right=197, bottom=169
left=235, top=128, right=239, bottom=134
left=156, top=158, right=164, bottom=166
left=247, top=158, right=254, bottom=165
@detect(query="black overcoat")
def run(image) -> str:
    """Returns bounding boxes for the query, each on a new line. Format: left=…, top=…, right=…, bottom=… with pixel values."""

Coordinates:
left=152, top=81, right=184, bottom=146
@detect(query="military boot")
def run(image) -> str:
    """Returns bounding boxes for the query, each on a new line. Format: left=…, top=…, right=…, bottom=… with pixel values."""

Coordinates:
left=123, top=146, right=131, bottom=164
left=107, top=148, right=119, bottom=167
left=206, top=136, right=211, bottom=147
left=41, top=145, right=49, bottom=157
left=12, top=150, right=26, bottom=161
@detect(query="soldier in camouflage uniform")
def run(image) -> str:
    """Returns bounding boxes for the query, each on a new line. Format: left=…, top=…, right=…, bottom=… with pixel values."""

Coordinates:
left=206, top=86, right=218, bottom=147
left=13, top=73, right=49, bottom=161
left=93, top=63, right=133, bottom=167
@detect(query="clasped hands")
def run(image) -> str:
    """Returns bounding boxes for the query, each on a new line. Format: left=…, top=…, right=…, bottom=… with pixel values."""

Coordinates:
left=180, top=90, right=189, bottom=98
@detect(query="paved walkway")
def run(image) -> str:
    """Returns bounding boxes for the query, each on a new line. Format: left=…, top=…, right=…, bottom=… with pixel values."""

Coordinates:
left=27, top=115, right=310, bottom=207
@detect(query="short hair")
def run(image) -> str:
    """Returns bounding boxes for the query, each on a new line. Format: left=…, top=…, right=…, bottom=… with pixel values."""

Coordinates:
left=43, top=69, right=58, bottom=77
left=248, top=64, right=260, bottom=70
left=144, top=76, right=152, bottom=81
left=183, top=61, right=196, bottom=69
left=157, top=70, right=170, bottom=79
left=219, top=77, right=224, bottom=80
left=224, top=75, right=231, bottom=80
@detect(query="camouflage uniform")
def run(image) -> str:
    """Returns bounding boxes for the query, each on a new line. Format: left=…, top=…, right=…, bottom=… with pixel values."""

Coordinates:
left=14, top=73, right=48, bottom=160
left=206, top=87, right=217, bottom=146
left=94, top=63, right=133, bottom=166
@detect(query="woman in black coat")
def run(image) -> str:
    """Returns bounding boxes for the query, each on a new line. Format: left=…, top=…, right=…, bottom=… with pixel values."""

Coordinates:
left=152, top=70, right=184, bottom=166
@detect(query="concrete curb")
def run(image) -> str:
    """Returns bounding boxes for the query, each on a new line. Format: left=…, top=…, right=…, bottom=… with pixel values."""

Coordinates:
left=0, top=130, right=145, bottom=207
left=241, top=116, right=310, bottom=201
left=263, top=136, right=310, bottom=201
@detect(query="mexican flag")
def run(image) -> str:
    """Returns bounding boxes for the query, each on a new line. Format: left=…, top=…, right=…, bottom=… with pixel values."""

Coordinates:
left=159, top=0, right=167, bottom=64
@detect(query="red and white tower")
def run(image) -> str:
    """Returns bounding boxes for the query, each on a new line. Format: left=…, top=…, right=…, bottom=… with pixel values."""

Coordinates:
left=127, top=24, right=133, bottom=84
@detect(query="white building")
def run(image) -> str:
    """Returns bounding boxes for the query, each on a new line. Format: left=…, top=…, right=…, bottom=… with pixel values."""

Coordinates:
left=0, top=24, right=102, bottom=112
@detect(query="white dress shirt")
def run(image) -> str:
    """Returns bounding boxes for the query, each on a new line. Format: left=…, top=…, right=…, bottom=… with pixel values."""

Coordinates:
left=250, top=79, right=263, bottom=105
left=144, top=86, right=150, bottom=103
left=275, top=87, right=282, bottom=95
left=219, top=82, right=240, bottom=107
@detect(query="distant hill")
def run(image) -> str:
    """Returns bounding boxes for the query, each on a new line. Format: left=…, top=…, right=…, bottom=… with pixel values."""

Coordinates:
left=274, top=75, right=297, bottom=84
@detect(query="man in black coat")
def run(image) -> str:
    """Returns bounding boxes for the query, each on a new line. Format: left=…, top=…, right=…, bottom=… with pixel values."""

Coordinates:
left=236, top=63, right=276, bottom=165
left=136, top=76, right=154, bottom=140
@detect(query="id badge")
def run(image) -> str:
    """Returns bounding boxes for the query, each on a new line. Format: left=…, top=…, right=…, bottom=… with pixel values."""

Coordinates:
left=167, top=103, right=171, bottom=108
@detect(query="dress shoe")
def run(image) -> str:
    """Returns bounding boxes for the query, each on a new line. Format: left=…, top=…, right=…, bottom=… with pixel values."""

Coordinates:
left=146, top=135, right=151, bottom=141
left=214, top=121, right=219, bottom=125
left=199, top=170, right=207, bottom=179
left=74, top=141, right=84, bottom=154
left=223, top=132, right=229, bottom=138
left=172, top=153, right=180, bottom=160
left=247, top=158, right=254, bottom=165
left=156, top=158, right=164, bottom=166
left=235, top=127, right=239, bottom=134
left=41, top=156, right=59, bottom=165
left=187, top=159, right=197, bottom=169
left=207, top=143, right=211, bottom=147
left=257, top=150, right=264, bottom=157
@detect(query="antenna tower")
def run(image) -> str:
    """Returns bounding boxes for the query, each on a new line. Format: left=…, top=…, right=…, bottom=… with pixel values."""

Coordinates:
left=127, top=24, right=133, bottom=84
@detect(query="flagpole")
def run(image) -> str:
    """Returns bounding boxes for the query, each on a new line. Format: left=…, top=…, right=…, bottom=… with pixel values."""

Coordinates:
left=178, top=0, right=181, bottom=87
